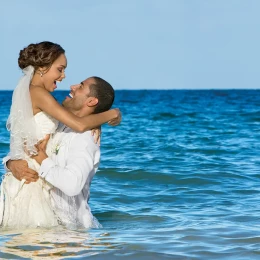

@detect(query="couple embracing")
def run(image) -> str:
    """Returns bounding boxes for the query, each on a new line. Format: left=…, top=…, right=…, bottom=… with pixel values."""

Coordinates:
left=0, top=41, right=122, bottom=229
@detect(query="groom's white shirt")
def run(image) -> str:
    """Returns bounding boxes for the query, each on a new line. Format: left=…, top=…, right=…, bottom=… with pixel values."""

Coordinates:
left=39, top=124, right=101, bottom=228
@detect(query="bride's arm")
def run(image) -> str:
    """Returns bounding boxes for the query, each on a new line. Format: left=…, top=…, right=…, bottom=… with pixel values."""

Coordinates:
left=31, top=87, right=121, bottom=132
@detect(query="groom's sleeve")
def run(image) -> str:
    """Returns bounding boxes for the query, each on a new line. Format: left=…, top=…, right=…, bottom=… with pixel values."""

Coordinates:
left=2, top=153, right=11, bottom=171
left=39, top=133, right=99, bottom=196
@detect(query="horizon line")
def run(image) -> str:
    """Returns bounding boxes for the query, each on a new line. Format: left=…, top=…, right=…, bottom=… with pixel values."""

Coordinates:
left=0, top=88, right=259, bottom=91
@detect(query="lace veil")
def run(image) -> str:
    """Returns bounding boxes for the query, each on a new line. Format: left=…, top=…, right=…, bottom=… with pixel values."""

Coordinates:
left=6, top=65, right=41, bottom=159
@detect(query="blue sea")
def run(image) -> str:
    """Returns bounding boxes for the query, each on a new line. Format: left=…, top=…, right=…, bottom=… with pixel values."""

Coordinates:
left=0, top=89, right=259, bottom=259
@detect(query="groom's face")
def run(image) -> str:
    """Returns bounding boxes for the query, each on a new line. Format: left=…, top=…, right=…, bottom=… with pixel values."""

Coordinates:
left=62, top=77, right=95, bottom=111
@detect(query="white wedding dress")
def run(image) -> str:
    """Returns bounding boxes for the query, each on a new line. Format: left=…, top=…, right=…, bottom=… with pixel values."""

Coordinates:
left=0, top=112, right=60, bottom=229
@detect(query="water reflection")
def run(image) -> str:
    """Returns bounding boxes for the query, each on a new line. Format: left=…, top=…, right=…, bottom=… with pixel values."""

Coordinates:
left=0, top=227, right=119, bottom=259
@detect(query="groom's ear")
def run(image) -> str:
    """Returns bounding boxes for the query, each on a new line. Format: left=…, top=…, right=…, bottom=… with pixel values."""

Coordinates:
left=86, top=97, right=98, bottom=107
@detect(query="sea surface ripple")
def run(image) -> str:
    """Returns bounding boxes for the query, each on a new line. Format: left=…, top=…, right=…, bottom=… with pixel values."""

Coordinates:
left=0, top=89, right=259, bottom=259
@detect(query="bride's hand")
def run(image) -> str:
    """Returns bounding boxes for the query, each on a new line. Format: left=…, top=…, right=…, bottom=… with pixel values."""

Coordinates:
left=91, top=127, right=101, bottom=145
left=108, top=108, right=122, bottom=126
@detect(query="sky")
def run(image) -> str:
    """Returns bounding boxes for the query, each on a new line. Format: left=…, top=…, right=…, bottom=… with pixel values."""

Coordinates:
left=1, top=0, right=260, bottom=90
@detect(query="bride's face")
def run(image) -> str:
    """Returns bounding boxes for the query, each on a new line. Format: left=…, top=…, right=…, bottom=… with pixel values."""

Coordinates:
left=40, top=54, right=67, bottom=92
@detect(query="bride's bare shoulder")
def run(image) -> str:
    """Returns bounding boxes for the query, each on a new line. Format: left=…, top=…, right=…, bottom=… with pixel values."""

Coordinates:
left=30, top=85, right=55, bottom=112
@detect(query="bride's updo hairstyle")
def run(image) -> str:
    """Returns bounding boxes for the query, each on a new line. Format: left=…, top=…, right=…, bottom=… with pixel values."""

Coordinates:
left=18, top=41, right=65, bottom=70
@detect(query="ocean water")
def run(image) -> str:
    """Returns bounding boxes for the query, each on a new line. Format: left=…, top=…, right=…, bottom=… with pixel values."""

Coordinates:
left=0, top=89, right=259, bottom=259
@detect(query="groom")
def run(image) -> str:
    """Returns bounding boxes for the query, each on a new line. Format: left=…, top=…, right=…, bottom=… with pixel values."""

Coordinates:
left=6, top=76, right=121, bottom=228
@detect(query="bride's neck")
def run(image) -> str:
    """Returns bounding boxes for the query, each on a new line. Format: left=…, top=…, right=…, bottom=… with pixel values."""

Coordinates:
left=30, top=74, right=44, bottom=88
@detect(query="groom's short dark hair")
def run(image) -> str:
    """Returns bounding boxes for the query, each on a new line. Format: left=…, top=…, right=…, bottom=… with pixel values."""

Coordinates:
left=89, top=77, right=115, bottom=114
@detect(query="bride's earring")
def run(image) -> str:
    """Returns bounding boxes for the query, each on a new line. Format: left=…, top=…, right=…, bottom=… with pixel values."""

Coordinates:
left=40, top=71, right=43, bottom=77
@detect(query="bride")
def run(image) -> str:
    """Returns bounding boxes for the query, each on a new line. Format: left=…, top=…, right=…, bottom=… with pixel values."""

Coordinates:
left=0, top=41, right=121, bottom=229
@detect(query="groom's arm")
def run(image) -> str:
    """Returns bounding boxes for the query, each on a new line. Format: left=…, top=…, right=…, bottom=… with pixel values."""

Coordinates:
left=39, top=133, right=100, bottom=197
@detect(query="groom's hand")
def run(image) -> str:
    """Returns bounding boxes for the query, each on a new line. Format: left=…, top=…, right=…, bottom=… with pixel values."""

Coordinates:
left=37, top=134, right=50, bottom=151
left=7, top=160, right=39, bottom=184
left=32, top=150, right=48, bottom=165
left=32, top=134, right=49, bottom=165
